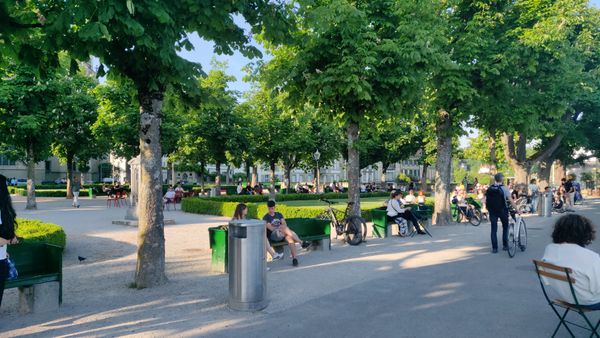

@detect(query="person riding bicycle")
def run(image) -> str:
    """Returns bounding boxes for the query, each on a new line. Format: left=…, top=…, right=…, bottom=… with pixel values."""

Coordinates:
left=263, top=200, right=310, bottom=267
left=386, top=191, right=426, bottom=235
left=485, top=173, right=520, bottom=254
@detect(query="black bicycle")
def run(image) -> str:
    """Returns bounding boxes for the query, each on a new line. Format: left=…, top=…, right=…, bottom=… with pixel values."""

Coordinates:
left=317, top=199, right=367, bottom=245
left=455, top=198, right=482, bottom=226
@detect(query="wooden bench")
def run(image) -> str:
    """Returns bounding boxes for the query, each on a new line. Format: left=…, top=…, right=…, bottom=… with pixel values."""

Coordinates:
left=6, top=242, right=63, bottom=313
left=269, top=218, right=331, bottom=254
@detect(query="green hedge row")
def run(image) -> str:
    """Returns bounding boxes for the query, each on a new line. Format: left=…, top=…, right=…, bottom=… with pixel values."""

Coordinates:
left=15, top=218, right=67, bottom=247
left=181, top=198, right=375, bottom=221
left=11, top=188, right=68, bottom=197
left=201, top=191, right=391, bottom=203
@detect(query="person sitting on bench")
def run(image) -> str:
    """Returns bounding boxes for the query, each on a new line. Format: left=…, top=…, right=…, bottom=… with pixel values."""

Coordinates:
left=263, top=200, right=310, bottom=267
left=386, top=191, right=426, bottom=235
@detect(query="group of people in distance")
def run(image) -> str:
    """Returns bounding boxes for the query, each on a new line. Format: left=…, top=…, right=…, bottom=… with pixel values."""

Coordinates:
left=236, top=182, right=264, bottom=195
left=231, top=200, right=310, bottom=267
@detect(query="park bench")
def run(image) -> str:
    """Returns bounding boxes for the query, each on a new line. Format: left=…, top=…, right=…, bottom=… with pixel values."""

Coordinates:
left=270, top=218, right=331, bottom=253
left=371, top=205, right=432, bottom=238
left=6, top=242, right=63, bottom=313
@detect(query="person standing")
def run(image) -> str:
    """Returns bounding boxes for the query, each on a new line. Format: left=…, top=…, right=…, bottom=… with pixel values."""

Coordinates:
left=565, top=176, right=576, bottom=211
left=0, top=174, right=19, bottom=307
left=72, top=176, right=81, bottom=208
left=485, top=173, right=519, bottom=253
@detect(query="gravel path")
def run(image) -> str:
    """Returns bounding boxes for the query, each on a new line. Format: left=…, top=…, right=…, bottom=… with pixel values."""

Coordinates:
left=0, top=195, right=599, bottom=337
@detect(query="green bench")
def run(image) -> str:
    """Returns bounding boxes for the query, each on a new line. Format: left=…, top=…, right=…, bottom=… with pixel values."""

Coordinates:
left=270, top=218, right=331, bottom=252
left=6, top=242, right=64, bottom=313
left=371, top=205, right=432, bottom=238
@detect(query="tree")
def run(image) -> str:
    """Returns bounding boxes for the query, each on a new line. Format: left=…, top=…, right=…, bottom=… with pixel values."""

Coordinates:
left=0, top=64, right=56, bottom=209
left=29, top=0, right=291, bottom=288
left=50, top=72, right=101, bottom=198
left=265, top=0, right=440, bottom=216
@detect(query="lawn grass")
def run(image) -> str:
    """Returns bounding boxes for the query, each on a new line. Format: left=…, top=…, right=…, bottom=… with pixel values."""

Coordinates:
left=280, top=197, right=387, bottom=210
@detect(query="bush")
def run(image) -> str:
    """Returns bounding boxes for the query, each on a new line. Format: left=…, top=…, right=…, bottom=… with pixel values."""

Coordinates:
left=202, top=191, right=390, bottom=203
left=181, top=198, right=374, bottom=221
left=15, top=218, right=67, bottom=247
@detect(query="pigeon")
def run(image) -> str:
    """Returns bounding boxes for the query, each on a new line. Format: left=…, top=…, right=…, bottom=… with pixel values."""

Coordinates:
left=78, top=256, right=86, bottom=262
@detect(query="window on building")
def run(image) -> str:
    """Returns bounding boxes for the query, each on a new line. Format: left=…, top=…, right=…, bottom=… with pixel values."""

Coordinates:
left=0, top=155, right=16, bottom=166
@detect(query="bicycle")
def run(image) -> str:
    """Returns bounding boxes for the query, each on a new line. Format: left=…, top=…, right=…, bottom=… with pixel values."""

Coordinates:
left=317, top=199, right=367, bottom=245
left=514, top=196, right=532, bottom=213
left=507, top=208, right=527, bottom=258
left=455, top=200, right=481, bottom=226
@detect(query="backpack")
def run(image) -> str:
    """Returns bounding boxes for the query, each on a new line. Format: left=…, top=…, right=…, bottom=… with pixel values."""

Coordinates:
left=486, top=184, right=507, bottom=214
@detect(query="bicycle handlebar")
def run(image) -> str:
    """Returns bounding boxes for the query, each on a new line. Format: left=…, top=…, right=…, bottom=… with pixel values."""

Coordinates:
left=320, top=198, right=338, bottom=205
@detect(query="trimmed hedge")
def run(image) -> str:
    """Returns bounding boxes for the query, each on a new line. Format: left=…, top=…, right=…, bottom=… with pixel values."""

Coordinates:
left=202, top=191, right=390, bottom=203
left=181, top=198, right=374, bottom=221
left=15, top=218, right=67, bottom=248
left=11, top=188, right=68, bottom=197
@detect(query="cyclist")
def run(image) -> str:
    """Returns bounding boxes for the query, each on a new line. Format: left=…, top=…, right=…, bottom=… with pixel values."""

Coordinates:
left=485, top=173, right=520, bottom=254
left=386, top=191, right=426, bottom=235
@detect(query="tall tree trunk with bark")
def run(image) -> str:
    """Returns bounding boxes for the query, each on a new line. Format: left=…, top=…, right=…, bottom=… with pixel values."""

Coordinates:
left=215, top=161, right=221, bottom=196
left=420, top=163, right=429, bottom=192
left=284, top=164, right=291, bottom=194
left=199, top=161, right=205, bottom=196
left=347, top=123, right=361, bottom=216
left=502, top=133, right=563, bottom=186
left=245, top=161, right=251, bottom=183
left=226, top=164, right=231, bottom=185
left=26, top=143, right=37, bottom=210
left=554, top=161, right=566, bottom=184
left=251, top=165, right=258, bottom=188
left=433, top=110, right=452, bottom=226
left=66, top=153, right=74, bottom=199
left=269, top=161, right=276, bottom=200
left=171, top=161, right=176, bottom=186
left=135, top=89, right=166, bottom=288
left=380, top=162, right=387, bottom=185
left=488, top=129, right=497, bottom=172
left=537, top=159, right=553, bottom=190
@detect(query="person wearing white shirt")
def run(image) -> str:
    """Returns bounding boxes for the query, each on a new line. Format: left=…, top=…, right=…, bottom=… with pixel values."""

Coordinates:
left=386, top=191, right=425, bottom=235
left=404, top=189, right=417, bottom=204
left=0, top=174, right=19, bottom=308
left=542, top=214, right=600, bottom=309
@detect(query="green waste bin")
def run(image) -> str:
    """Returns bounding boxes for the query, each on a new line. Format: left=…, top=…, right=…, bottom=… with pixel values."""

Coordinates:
left=88, top=188, right=94, bottom=199
left=371, top=208, right=389, bottom=238
left=209, top=226, right=228, bottom=273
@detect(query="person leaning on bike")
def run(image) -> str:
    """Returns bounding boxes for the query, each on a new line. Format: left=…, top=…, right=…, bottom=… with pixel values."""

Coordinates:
left=386, top=191, right=426, bottom=235
left=485, top=173, right=520, bottom=254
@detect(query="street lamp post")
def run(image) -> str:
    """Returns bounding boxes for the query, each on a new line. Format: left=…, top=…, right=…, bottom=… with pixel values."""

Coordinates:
left=314, top=149, right=321, bottom=194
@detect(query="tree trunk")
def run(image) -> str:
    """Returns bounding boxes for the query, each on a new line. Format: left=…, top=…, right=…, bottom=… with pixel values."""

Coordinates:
left=134, top=89, right=166, bottom=288
left=554, top=160, right=566, bottom=184
left=501, top=133, right=529, bottom=185
left=226, top=164, right=231, bottom=185
left=537, top=158, right=553, bottom=190
left=433, top=110, right=452, bottom=226
left=251, top=165, right=258, bottom=188
left=347, top=123, right=361, bottom=216
left=199, top=162, right=205, bottom=196
left=245, top=161, right=251, bottom=183
left=488, top=129, right=497, bottom=171
left=25, top=143, right=37, bottom=210
left=269, top=161, right=276, bottom=200
left=66, top=153, right=74, bottom=199
left=215, top=161, right=221, bottom=196
left=284, top=164, right=292, bottom=194
left=380, top=163, right=387, bottom=185
left=171, top=161, right=176, bottom=186
left=420, top=163, right=429, bottom=192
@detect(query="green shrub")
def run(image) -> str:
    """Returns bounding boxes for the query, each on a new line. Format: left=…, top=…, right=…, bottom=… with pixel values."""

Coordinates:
left=181, top=198, right=374, bottom=221
left=202, top=191, right=390, bottom=203
left=15, top=218, right=67, bottom=247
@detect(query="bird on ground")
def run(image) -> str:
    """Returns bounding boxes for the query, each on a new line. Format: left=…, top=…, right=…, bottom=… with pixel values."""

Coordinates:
left=78, top=256, right=86, bottom=262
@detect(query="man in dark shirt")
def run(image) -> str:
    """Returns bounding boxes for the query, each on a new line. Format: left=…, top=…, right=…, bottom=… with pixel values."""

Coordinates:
left=263, top=200, right=310, bottom=267
left=563, top=177, right=575, bottom=210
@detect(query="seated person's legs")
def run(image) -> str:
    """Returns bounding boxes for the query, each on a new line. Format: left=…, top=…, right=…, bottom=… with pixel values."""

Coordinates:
left=400, top=210, right=425, bottom=234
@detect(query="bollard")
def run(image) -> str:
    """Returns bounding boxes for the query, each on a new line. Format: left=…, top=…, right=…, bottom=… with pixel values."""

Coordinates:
left=543, top=191, right=552, bottom=217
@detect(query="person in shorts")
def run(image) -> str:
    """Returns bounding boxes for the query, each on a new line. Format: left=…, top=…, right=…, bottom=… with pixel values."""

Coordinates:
left=263, top=200, right=310, bottom=267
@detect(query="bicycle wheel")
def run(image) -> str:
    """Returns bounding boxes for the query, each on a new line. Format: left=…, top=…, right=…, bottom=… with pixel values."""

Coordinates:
left=518, top=219, right=527, bottom=252
left=507, top=223, right=516, bottom=258
left=344, top=216, right=366, bottom=245
left=468, top=209, right=481, bottom=226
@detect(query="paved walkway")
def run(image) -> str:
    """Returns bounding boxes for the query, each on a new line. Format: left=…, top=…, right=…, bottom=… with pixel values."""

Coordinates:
left=1, top=195, right=599, bottom=337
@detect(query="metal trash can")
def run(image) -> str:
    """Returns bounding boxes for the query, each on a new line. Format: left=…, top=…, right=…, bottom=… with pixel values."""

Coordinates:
left=543, top=191, right=552, bottom=217
left=228, top=219, right=267, bottom=311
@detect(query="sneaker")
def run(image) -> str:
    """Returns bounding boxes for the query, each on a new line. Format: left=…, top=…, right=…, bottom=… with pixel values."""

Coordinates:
left=492, top=248, right=498, bottom=253
left=292, top=258, right=298, bottom=267
left=301, top=241, right=311, bottom=249
left=272, top=252, right=284, bottom=260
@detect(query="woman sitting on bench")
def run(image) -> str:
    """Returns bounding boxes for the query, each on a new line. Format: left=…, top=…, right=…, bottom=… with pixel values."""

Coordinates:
left=386, top=191, right=426, bottom=235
